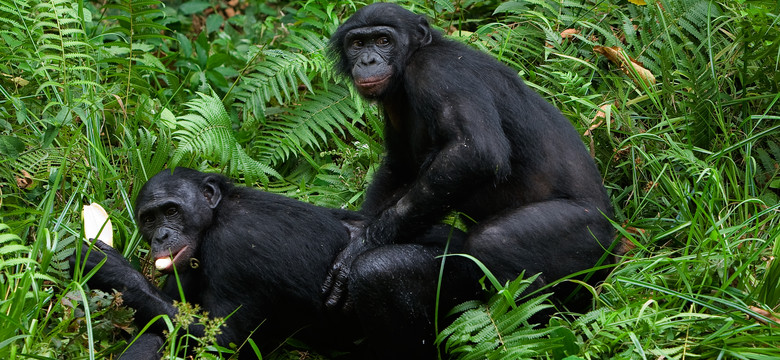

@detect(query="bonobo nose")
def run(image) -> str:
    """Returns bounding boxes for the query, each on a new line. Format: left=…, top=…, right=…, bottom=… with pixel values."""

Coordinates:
left=154, top=228, right=171, bottom=243
left=359, top=54, right=379, bottom=66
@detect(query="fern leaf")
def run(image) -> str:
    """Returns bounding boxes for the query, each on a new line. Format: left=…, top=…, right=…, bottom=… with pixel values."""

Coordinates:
left=438, top=274, right=557, bottom=360
left=237, top=49, right=317, bottom=119
left=253, top=84, right=364, bottom=165
left=172, top=92, right=281, bottom=184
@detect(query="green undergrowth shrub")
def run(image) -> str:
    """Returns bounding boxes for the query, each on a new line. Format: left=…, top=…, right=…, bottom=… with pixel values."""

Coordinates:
left=0, top=0, right=778, bottom=358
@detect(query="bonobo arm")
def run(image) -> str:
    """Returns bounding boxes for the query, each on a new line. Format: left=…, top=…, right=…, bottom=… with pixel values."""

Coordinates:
left=72, top=241, right=179, bottom=333
left=358, top=158, right=411, bottom=218
left=117, top=332, right=164, bottom=360
left=73, top=241, right=255, bottom=353
left=364, top=96, right=512, bottom=245
left=324, top=97, right=512, bottom=308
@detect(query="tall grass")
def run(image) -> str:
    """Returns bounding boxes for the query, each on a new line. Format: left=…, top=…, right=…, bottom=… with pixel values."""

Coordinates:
left=0, top=0, right=778, bottom=358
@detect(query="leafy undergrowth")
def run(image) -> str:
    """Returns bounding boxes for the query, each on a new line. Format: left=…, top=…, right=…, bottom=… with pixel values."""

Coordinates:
left=1, top=0, right=778, bottom=359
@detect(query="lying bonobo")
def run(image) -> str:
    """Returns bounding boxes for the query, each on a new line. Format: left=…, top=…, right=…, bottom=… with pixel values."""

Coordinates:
left=72, top=167, right=477, bottom=359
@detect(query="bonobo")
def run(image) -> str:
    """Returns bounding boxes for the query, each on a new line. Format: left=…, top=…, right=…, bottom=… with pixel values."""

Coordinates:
left=72, top=168, right=361, bottom=358
left=72, top=167, right=474, bottom=359
left=323, top=2, right=614, bottom=314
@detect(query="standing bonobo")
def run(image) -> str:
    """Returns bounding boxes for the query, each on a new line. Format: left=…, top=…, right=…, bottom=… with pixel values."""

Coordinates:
left=323, top=2, right=614, bottom=314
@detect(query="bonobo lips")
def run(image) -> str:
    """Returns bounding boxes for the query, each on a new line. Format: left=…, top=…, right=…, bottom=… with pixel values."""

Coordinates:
left=355, top=75, right=390, bottom=95
left=155, top=245, right=188, bottom=273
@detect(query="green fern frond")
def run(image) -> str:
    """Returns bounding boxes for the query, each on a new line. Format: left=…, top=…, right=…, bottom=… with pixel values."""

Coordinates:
left=231, top=29, right=367, bottom=169
left=98, top=0, right=171, bottom=98
left=123, top=126, right=171, bottom=199
left=48, top=234, right=75, bottom=273
left=24, top=0, right=98, bottom=95
left=236, top=38, right=325, bottom=119
left=754, top=140, right=780, bottom=205
left=172, top=92, right=281, bottom=185
left=0, top=0, right=29, bottom=29
left=284, top=29, right=330, bottom=57
left=2, top=147, right=67, bottom=183
left=236, top=32, right=330, bottom=123
left=253, top=84, right=364, bottom=165
left=0, top=223, right=34, bottom=271
left=437, top=273, right=557, bottom=360
left=0, top=2, right=34, bottom=66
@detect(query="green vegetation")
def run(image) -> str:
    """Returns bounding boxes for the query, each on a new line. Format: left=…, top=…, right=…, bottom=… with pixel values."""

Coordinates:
left=1, top=0, right=778, bottom=359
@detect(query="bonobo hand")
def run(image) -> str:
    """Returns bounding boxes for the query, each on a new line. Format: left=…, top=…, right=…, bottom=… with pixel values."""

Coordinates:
left=322, top=210, right=403, bottom=309
left=70, top=240, right=135, bottom=293
left=321, top=236, right=372, bottom=310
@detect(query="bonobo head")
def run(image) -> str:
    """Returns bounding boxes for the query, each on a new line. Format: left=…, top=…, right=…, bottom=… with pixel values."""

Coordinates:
left=135, top=168, right=228, bottom=273
left=330, top=3, right=435, bottom=99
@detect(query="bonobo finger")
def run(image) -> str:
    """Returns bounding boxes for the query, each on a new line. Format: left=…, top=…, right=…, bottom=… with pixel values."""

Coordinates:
left=322, top=263, right=345, bottom=299
left=324, top=269, right=350, bottom=308
left=322, top=255, right=344, bottom=292
left=93, top=239, right=113, bottom=251
left=69, top=242, right=102, bottom=280
left=71, top=241, right=99, bottom=262
left=321, top=267, right=336, bottom=294
left=68, top=244, right=84, bottom=274
left=82, top=242, right=107, bottom=264
left=322, top=246, right=354, bottom=294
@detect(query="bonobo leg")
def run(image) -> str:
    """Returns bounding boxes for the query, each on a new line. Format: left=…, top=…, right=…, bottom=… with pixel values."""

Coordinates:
left=118, top=332, right=164, bottom=360
left=347, top=226, right=481, bottom=359
left=464, top=199, right=614, bottom=308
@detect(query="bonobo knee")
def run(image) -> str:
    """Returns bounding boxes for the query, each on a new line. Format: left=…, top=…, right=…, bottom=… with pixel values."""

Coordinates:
left=349, top=247, right=410, bottom=287
left=462, top=225, right=506, bottom=257
left=348, top=245, right=441, bottom=299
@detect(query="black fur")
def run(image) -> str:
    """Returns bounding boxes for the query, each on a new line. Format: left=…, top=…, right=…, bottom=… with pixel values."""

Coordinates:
left=72, top=168, right=359, bottom=359
left=324, top=1, right=614, bottom=321
left=72, top=167, right=477, bottom=359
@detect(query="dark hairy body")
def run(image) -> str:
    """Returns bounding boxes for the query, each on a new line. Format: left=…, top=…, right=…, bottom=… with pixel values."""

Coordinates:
left=75, top=3, right=615, bottom=358
left=72, top=168, right=358, bottom=359
left=322, top=2, right=615, bottom=334
left=72, top=168, right=473, bottom=359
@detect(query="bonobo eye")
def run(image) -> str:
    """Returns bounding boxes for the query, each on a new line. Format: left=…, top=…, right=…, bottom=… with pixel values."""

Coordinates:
left=164, top=206, right=178, bottom=217
left=351, top=39, right=364, bottom=48
left=376, top=37, right=391, bottom=46
left=142, top=214, right=155, bottom=224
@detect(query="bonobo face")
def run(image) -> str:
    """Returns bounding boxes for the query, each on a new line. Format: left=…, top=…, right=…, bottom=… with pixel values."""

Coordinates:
left=135, top=170, right=221, bottom=273
left=345, top=26, right=399, bottom=99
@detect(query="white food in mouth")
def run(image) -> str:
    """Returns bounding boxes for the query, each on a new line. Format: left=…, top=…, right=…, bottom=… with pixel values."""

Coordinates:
left=155, top=257, right=173, bottom=271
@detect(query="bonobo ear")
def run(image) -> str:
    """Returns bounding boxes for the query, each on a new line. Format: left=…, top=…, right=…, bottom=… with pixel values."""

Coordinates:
left=417, top=16, right=432, bottom=47
left=201, top=176, right=222, bottom=209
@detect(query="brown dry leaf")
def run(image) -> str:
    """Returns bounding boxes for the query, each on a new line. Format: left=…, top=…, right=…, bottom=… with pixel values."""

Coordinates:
left=615, top=238, right=636, bottom=255
left=616, top=227, right=645, bottom=255
left=111, top=94, right=127, bottom=119
left=584, top=103, right=615, bottom=136
left=561, top=29, right=579, bottom=39
left=16, top=170, right=32, bottom=189
left=594, top=46, right=656, bottom=87
left=2, top=73, right=29, bottom=87
left=748, top=306, right=780, bottom=326
left=584, top=102, right=615, bottom=157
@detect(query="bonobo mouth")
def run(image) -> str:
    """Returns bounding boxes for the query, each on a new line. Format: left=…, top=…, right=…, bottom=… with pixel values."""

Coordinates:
left=355, top=75, right=391, bottom=95
left=154, top=245, right=188, bottom=273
